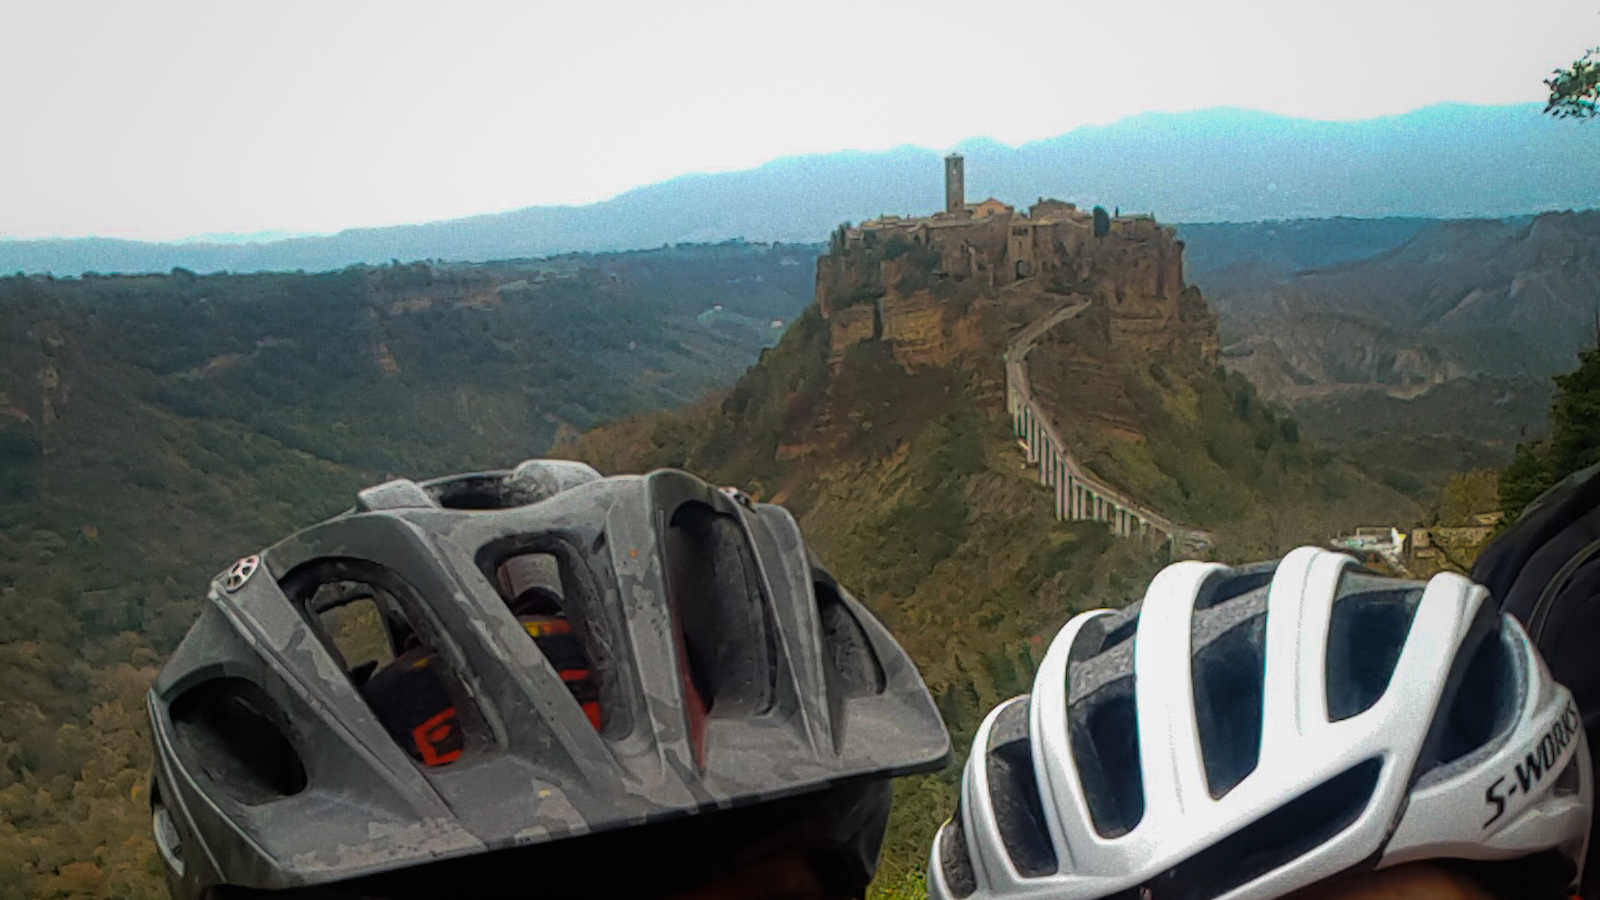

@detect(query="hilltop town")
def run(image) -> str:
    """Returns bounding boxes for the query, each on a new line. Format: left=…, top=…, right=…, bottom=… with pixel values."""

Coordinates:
left=842, top=152, right=1168, bottom=272
left=816, top=152, right=1216, bottom=377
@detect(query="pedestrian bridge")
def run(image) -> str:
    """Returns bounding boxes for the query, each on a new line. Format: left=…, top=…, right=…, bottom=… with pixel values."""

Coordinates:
left=1005, top=300, right=1212, bottom=557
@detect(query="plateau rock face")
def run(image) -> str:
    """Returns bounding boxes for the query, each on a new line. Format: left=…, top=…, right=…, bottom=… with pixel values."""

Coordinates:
left=827, top=304, right=877, bottom=369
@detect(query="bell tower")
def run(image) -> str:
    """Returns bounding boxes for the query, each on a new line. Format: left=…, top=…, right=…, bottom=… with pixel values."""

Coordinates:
left=944, top=152, right=965, bottom=215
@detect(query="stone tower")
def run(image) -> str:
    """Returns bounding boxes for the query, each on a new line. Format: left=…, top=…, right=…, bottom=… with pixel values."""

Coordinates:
left=945, top=152, right=964, bottom=215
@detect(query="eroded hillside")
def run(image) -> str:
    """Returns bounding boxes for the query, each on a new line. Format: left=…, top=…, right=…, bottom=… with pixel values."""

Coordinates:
left=1189, top=211, right=1600, bottom=493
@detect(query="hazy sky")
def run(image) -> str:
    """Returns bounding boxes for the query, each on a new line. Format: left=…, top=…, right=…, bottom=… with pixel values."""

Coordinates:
left=3, top=0, right=1593, bottom=241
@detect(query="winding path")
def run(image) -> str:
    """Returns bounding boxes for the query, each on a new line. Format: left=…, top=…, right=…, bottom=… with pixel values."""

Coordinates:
left=1004, top=299, right=1213, bottom=556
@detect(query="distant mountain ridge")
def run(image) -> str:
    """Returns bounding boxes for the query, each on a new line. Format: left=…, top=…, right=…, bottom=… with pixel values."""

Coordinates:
left=5, top=103, right=1598, bottom=276
left=1215, top=210, right=1600, bottom=385
left=1178, top=210, right=1600, bottom=490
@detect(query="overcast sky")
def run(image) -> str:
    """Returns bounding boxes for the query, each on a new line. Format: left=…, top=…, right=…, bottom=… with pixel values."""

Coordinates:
left=2, top=0, right=1593, bottom=241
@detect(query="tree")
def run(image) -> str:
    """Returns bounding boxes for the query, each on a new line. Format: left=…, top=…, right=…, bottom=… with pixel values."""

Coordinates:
left=1500, top=348, right=1600, bottom=518
left=1546, top=47, right=1600, bottom=119
left=829, top=222, right=851, bottom=255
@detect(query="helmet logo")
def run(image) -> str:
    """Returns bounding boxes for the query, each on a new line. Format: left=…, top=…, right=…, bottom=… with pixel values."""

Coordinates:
left=223, top=555, right=260, bottom=593
left=1482, top=698, right=1581, bottom=828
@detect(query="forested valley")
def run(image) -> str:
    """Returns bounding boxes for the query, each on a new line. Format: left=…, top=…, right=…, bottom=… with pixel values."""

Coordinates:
left=0, top=242, right=816, bottom=899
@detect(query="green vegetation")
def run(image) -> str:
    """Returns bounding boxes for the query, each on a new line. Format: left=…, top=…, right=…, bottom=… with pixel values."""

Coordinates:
left=1032, top=348, right=1418, bottom=559
left=1500, top=347, right=1600, bottom=519
left=1437, top=470, right=1501, bottom=527
left=1547, top=46, right=1600, bottom=118
left=0, top=243, right=815, bottom=900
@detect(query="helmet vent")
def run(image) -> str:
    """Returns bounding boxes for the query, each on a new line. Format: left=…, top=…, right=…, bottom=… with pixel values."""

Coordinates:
left=663, top=501, right=778, bottom=718
left=985, top=697, right=1057, bottom=877
left=815, top=576, right=886, bottom=752
left=1415, top=603, right=1517, bottom=777
left=169, top=677, right=307, bottom=805
left=1143, top=757, right=1381, bottom=900
left=1089, top=607, right=1141, bottom=657
left=423, top=460, right=602, bottom=510
left=282, top=559, right=489, bottom=768
left=494, top=552, right=603, bottom=732
left=939, top=799, right=979, bottom=899
left=1069, top=676, right=1145, bottom=838
left=1325, top=576, right=1423, bottom=722
left=479, top=535, right=635, bottom=740
left=1194, top=563, right=1276, bottom=611
left=1192, top=617, right=1265, bottom=798
left=427, top=474, right=534, bottom=510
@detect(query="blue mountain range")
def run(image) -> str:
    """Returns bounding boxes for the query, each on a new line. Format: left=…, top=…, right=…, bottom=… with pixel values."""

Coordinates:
left=3, top=103, right=1595, bottom=276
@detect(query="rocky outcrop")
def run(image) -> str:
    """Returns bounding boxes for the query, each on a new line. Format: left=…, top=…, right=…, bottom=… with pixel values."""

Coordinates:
left=39, top=365, right=64, bottom=428
left=828, top=304, right=877, bottom=369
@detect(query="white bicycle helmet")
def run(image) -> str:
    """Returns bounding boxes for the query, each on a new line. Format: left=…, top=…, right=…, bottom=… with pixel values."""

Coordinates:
left=931, top=546, right=1592, bottom=900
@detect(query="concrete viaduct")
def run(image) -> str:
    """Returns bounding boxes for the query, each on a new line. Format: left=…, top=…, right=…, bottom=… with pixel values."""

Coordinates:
left=1004, top=300, right=1212, bottom=557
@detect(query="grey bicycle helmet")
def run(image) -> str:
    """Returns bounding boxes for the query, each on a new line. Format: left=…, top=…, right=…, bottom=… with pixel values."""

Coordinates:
left=147, top=460, right=948, bottom=900
left=932, top=546, right=1591, bottom=900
